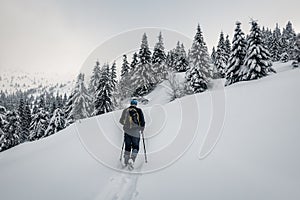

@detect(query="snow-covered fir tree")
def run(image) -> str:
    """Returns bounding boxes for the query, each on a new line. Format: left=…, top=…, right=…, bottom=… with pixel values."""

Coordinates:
left=37, top=94, right=46, bottom=109
left=0, top=106, right=7, bottom=132
left=65, top=73, right=92, bottom=124
left=88, top=60, right=101, bottom=95
left=18, top=99, right=31, bottom=142
left=173, top=42, right=189, bottom=72
left=211, top=47, right=217, bottom=64
left=261, top=27, right=272, bottom=50
left=270, top=24, right=282, bottom=62
left=214, top=31, right=228, bottom=78
left=50, top=100, right=57, bottom=116
left=180, top=43, right=189, bottom=72
left=138, top=33, right=152, bottom=64
left=152, top=32, right=167, bottom=80
left=0, top=106, right=8, bottom=151
left=29, top=108, right=49, bottom=141
left=119, top=55, right=132, bottom=99
left=55, top=92, right=64, bottom=109
left=130, top=52, right=139, bottom=71
left=111, top=61, right=117, bottom=88
left=225, top=21, right=247, bottom=86
left=166, top=50, right=176, bottom=69
left=292, top=33, right=300, bottom=68
left=152, top=32, right=166, bottom=65
left=121, top=55, right=130, bottom=78
left=185, top=24, right=212, bottom=93
left=63, top=93, right=68, bottom=106
left=110, top=61, right=119, bottom=110
left=243, top=20, right=275, bottom=81
left=44, top=108, right=66, bottom=137
left=130, top=33, right=157, bottom=96
left=2, top=110, right=22, bottom=149
left=94, top=63, right=113, bottom=115
left=45, top=92, right=55, bottom=113
left=225, top=35, right=231, bottom=58
left=282, top=21, right=297, bottom=60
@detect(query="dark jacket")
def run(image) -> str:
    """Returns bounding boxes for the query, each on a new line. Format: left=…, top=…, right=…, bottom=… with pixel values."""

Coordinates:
left=119, top=106, right=145, bottom=137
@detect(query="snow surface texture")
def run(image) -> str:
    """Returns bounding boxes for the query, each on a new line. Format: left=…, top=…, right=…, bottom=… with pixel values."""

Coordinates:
left=0, top=62, right=300, bottom=200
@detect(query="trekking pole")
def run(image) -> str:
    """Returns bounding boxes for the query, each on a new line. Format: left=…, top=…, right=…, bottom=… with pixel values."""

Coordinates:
left=141, top=131, right=148, bottom=163
left=119, top=137, right=125, bottom=162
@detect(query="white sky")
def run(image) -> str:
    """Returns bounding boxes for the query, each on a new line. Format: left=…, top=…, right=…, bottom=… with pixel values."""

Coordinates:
left=0, top=0, right=299, bottom=77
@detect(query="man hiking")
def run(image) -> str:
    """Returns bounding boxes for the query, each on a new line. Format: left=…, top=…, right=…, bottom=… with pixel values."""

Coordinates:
left=119, top=99, right=145, bottom=169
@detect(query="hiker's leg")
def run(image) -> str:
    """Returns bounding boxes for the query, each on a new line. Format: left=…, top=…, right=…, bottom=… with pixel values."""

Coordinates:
left=131, top=136, right=140, bottom=162
left=124, top=133, right=131, bottom=164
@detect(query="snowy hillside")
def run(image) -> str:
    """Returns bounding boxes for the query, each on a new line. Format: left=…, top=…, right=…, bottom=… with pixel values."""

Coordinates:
left=0, top=69, right=75, bottom=95
left=0, top=62, right=299, bottom=200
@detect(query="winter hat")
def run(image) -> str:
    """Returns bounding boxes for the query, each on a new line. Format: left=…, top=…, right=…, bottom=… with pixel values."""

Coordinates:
left=130, top=99, right=138, bottom=105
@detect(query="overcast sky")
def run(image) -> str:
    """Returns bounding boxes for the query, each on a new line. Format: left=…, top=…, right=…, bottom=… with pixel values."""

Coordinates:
left=0, top=0, right=299, bottom=76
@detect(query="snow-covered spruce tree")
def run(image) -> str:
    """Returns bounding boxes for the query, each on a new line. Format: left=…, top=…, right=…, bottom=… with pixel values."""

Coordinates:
left=94, top=64, right=113, bottom=115
left=130, top=33, right=157, bottom=96
left=121, top=55, right=130, bottom=78
left=179, top=43, right=189, bottom=72
left=29, top=108, right=49, bottom=141
left=62, top=93, right=68, bottom=105
left=111, top=61, right=118, bottom=88
left=166, top=50, right=176, bottom=70
left=270, top=24, right=282, bottom=62
left=152, top=32, right=166, bottom=65
left=45, top=92, right=55, bottom=113
left=292, top=33, right=300, bottom=68
left=152, top=31, right=167, bottom=81
left=2, top=110, right=22, bottom=149
left=88, top=60, right=101, bottom=96
left=0, top=128, right=5, bottom=151
left=55, top=92, right=64, bottom=109
left=225, top=35, right=231, bottom=58
left=185, top=24, right=213, bottom=93
left=65, top=73, right=92, bottom=124
left=243, top=20, right=275, bottom=81
left=173, top=42, right=188, bottom=72
left=225, top=21, right=247, bottom=86
left=0, top=106, right=7, bottom=131
left=110, top=61, right=119, bottom=110
left=0, top=106, right=8, bottom=151
left=211, top=47, right=217, bottom=64
left=282, top=21, right=297, bottom=60
left=130, top=52, right=139, bottom=71
left=119, top=55, right=132, bottom=99
left=44, top=108, right=66, bottom=137
left=37, top=94, right=46, bottom=109
left=214, top=32, right=228, bottom=78
left=265, top=28, right=273, bottom=51
left=18, top=99, right=31, bottom=142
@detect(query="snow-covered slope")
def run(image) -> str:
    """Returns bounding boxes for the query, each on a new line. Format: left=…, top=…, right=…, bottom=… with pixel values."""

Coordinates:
left=0, top=69, right=75, bottom=95
left=0, top=62, right=299, bottom=200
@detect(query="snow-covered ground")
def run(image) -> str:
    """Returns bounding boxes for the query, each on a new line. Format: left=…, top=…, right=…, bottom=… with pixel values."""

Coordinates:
left=0, top=62, right=299, bottom=200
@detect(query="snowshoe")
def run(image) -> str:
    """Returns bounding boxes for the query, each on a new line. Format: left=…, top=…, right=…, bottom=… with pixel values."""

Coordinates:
left=128, top=158, right=134, bottom=171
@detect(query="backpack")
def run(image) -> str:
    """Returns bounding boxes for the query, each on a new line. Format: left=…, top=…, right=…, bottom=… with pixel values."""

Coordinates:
left=125, top=107, right=140, bottom=129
